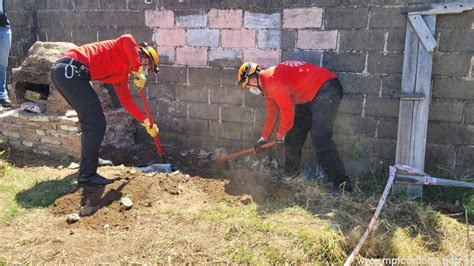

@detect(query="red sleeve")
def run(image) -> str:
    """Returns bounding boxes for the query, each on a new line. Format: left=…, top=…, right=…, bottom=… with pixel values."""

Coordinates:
left=266, top=87, right=294, bottom=140
left=117, top=34, right=140, bottom=73
left=261, top=95, right=279, bottom=140
left=113, top=79, right=145, bottom=122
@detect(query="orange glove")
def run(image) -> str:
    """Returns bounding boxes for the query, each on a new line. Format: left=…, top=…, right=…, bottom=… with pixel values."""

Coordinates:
left=141, top=118, right=159, bottom=137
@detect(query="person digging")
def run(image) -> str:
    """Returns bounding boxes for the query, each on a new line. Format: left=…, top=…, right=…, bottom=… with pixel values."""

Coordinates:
left=50, top=34, right=160, bottom=186
left=236, top=61, right=353, bottom=193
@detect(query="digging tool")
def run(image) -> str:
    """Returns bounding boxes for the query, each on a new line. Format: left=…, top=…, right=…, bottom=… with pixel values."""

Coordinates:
left=216, top=140, right=276, bottom=164
left=138, top=88, right=164, bottom=158
left=0, top=101, right=46, bottom=118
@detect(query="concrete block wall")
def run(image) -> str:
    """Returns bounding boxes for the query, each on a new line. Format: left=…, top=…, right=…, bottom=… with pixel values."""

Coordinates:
left=6, top=0, right=474, bottom=175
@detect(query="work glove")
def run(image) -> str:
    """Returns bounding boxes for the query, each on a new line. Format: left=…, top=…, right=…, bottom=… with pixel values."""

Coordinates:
left=276, top=136, right=285, bottom=146
left=132, top=67, right=147, bottom=90
left=253, top=137, right=268, bottom=153
left=141, top=118, right=159, bottom=137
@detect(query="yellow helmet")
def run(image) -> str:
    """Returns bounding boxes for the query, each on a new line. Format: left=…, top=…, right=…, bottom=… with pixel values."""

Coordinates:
left=139, top=42, right=160, bottom=73
left=236, top=62, right=260, bottom=87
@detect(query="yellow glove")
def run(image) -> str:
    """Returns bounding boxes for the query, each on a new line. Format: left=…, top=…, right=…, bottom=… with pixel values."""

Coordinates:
left=132, top=67, right=147, bottom=90
left=141, top=118, right=159, bottom=137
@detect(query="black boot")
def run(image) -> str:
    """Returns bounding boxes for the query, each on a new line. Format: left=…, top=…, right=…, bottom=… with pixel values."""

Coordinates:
left=78, top=174, right=115, bottom=186
left=0, top=98, right=12, bottom=108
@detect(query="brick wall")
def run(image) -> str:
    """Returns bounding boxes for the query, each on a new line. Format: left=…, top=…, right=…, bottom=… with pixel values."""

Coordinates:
left=6, top=0, right=474, bottom=175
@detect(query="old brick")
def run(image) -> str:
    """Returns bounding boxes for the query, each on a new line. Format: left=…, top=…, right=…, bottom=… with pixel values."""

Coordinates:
left=466, top=103, right=474, bottom=124
left=186, top=135, right=219, bottom=151
left=243, top=49, right=281, bottom=68
left=155, top=116, right=178, bottom=132
left=176, top=47, right=207, bottom=66
left=222, top=68, right=238, bottom=86
left=325, top=7, right=368, bottom=29
left=257, top=30, right=281, bottom=49
left=369, top=7, right=406, bottom=28
left=282, top=50, right=322, bottom=66
left=437, top=11, right=473, bottom=29
left=189, top=67, right=221, bottom=85
left=156, top=46, right=175, bottom=64
left=114, top=11, right=146, bottom=28
left=366, top=96, right=399, bottom=118
left=338, top=94, right=364, bottom=115
left=456, top=146, right=474, bottom=168
left=41, top=137, right=61, bottom=145
left=368, top=53, right=403, bottom=74
left=338, top=73, right=381, bottom=95
left=211, top=86, right=243, bottom=105
left=433, top=77, right=474, bottom=100
left=186, top=29, right=220, bottom=47
left=145, top=9, right=175, bottom=28
left=429, top=100, right=464, bottom=123
left=47, top=28, right=72, bottom=42
left=45, top=0, right=74, bottom=10
left=156, top=65, right=187, bottom=83
left=425, top=144, right=456, bottom=170
left=386, top=29, right=406, bottom=52
left=244, top=90, right=265, bottom=108
left=433, top=54, right=471, bottom=77
left=176, top=11, right=207, bottom=28
left=323, top=52, right=365, bottom=73
left=297, top=30, right=338, bottom=50
left=376, top=118, right=398, bottom=139
left=73, top=0, right=99, bottom=10
left=427, top=122, right=473, bottom=145
left=177, top=84, right=209, bottom=103
left=241, top=124, right=261, bottom=141
left=72, top=28, right=98, bottom=44
left=221, top=29, right=256, bottom=48
left=177, top=118, right=209, bottom=135
left=244, top=11, right=281, bottom=29
left=208, top=9, right=242, bottom=29
left=148, top=82, right=177, bottom=100
left=37, top=11, right=63, bottom=28
left=98, top=28, right=125, bottom=41
left=283, top=7, right=322, bottom=29
left=381, top=75, right=402, bottom=97
left=340, top=30, right=385, bottom=51
left=209, top=121, right=242, bottom=140
left=153, top=28, right=185, bottom=46
left=281, top=29, right=296, bottom=49
left=128, top=0, right=157, bottom=10
left=124, top=27, right=153, bottom=44
left=99, top=0, right=126, bottom=9
left=221, top=105, right=254, bottom=124
left=209, top=49, right=242, bottom=68
left=189, top=103, right=220, bottom=121
left=439, top=30, right=474, bottom=52
left=334, top=114, right=377, bottom=137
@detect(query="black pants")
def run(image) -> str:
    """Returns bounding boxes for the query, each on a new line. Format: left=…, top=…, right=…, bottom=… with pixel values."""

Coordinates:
left=50, top=58, right=106, bottom=179
left=284, top=78, right=349, bottom=185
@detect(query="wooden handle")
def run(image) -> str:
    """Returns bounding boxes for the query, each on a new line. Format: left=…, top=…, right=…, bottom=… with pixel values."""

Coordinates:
left=216, top=140, right=276, bottom=164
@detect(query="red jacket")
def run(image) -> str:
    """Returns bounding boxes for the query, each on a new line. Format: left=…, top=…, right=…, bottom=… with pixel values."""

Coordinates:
left=259, top=61, right=337, bottom=140
left=63, top=34, right=145, bottom=122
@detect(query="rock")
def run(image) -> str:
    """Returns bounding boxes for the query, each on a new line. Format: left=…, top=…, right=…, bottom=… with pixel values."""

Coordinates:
left=271, top=159, right=279, bottom=169
left=120, top=197, right=133, bottom=210
left=183, top=174, right=191, bottom=182
left=197, top=149, right=211, bottom=159
left=66, top=213, right=80, bottom=224
left=67, top=162, right=80, bottom=169
left=103, top=224, right=110, bottom=229
left=129, top=169, right=137, bottom=174
left=57, top=165, right=64, bottom=170
left=98, top=158, right=113, bottom=166
left=178, top=184, right=185, bottom=194
left=261, top=156, right=270, bottom=165
left=214, top=148, right=228, bottom=159
left=240, top=195, right=253, bottom=205
left=180, top=150, right=189, bottom=157
left=79, top=206, right=96, bottom=217
left=65, top=110, right=77, bottom=117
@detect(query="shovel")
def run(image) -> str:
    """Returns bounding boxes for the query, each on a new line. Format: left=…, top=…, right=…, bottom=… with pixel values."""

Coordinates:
left=216, top=141, right=276, bottom=164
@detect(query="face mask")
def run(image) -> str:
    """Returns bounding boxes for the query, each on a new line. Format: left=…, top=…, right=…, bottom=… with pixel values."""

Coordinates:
left=249, top=87, right=262, bottom=96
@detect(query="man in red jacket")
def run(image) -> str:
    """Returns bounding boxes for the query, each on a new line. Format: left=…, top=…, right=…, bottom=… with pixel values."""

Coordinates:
left=237, top=61, right=353, bottom=192
left=50, top=34, right=159, bottom=186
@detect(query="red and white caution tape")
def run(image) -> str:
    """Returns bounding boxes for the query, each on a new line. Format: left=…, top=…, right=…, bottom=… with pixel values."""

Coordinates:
left=344, top=164, right=429, bottom=266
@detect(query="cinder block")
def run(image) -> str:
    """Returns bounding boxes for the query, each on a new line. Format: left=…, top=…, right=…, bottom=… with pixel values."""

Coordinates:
left=222, top=68, right=238, bottom=86
left=153, top=28, right=185, bottom=46
left=241, top=124, right=261, bottom=141
left=338, top=73, right=381, bottom=95
left=156, top=65, right=187, bottom=83
left=297, top=30, right=338, bottom=50
left=189, top=103, right=220, bottom=121
left=189, top=67, right=221, bottom=85
left=176, top=11, right=207, bottom=28
left=211, top=86, right=243, bottom=105
left=369, top=7, right=406, bottom=28
left=177, top=84, right=208, bottom=103
left=73, top=0, right=99, bottom=10
left=209, top=121, right=242, bottom=140
left=186, top=135, right=219, bottom=150
left=456, top=146, right=474, bottom=168
left=323, top=52, right=365, bottom=73
left=257, top=30, right=281, bottom=49
left=186, top=29, right=220, bottom=47
left=244, top=11, right=281, bottom=29
left=339, top=30, right=385, bottom=51
left=114, top=11, right=146, bottom=28
left=98, top=28, right=125, bottom=41
left=281, top=50, right=322, bottom=66
left=338, top=94, right=364, bottom=115
left=221, top=29, right=256, bottom=48
left=154, top=116, right=178, bottom=132
left=427, top=122, right=473, bottom=145
left=439, top=30, right=474, bottom=52
left=145, top=9, right=174, bottom=28
left=425, top=144, right=456, bottom=170
left=124, top=27, right=153, bottom=44
left=37, top=11, right=62, bottom=27
left=128, top=0, right=157, bottom=10
left=99, top=0, right=126, bottom=9
left=45, top=0, right=74, bottom=10
left=466, top=103, right=474, bottom=124
left=376, top=118, right=398, bottom=140
left=221, top=105, right=254, bottom=124
left=177, top=118, right=209, bottom=135
left=433, top=54, right=471, bottom=77
left=281, top=29, right=296, bottom=49
left=209, top=49, right=242, bottom=68
left=437, top=11, right=473, bottom=29
left=157, top=99, right=187, bottom=118
left=283, top=7, right=322, bottom=29
left=72, top=28, right=98, bottom=44
left=429, top=100, right=464, bottom=123
left=243, top=49, right=281, bottom=68
left=208, top=9, right=243, bottom=29
left=324, top=7, right=368, bottom=29
left=156, top=46, right=175, bottom=64
left=147, top=82, right=177, bottom=100
left=433, top=77, right=474, bottom=100
left=365, top=96, right=399, bottom=118
left=381, top=75, right=402, bottom=97
left=334, top=114, right=377, bottom=137
left=47, top=28, right=72, bottom=42
left=368, top=53, right=403, bottom=75
left=176, top=47, right=207, bottom=66
left=244, top=91, right=265, bottom=108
